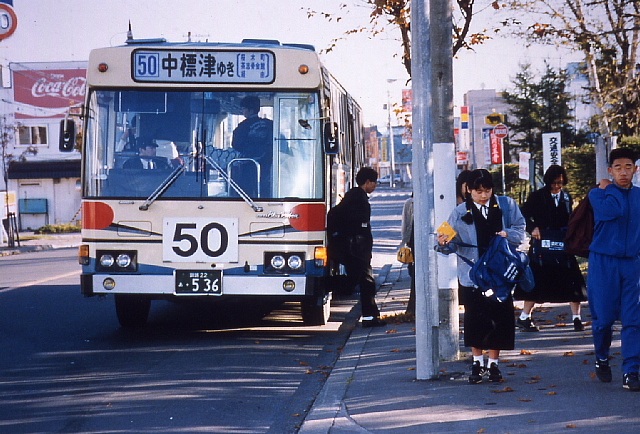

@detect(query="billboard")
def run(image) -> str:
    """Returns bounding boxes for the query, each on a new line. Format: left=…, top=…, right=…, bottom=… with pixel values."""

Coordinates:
left=12, top=62, right=86, bottom=119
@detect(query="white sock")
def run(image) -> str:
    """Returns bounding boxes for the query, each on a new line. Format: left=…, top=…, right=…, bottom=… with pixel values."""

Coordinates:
left=473, top=355, right=484, bottom=365
left=573, top=315, right=581, bottom=321
left=488, top=358, right=499, bottom=367
left=519, top=312, right=530, bottom=321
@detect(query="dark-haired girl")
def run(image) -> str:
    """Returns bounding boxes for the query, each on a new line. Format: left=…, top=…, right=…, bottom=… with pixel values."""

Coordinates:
left=437, top=169, right=526, bottom=384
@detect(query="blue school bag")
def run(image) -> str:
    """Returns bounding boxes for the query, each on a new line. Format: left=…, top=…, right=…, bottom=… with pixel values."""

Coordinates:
left=468, top=236, right=534, bottom=302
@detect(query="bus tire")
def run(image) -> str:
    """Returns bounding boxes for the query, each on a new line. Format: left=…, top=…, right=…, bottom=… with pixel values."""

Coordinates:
left=115, top=294, right=151, bottom=328
left=301, top=292, right=331, bottom=326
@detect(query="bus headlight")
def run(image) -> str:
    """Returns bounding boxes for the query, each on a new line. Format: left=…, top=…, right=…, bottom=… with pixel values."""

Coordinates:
left=287, top=255, right=303, bottom=270
left=96, top=250, right=138, bottom=272
left=264, top=252, right=306, bottom=274
left=116, top=254, right=132, bottom=268
left=270, top=255, right=286, bottom=270
left=100, top=254, right=115, bottom=268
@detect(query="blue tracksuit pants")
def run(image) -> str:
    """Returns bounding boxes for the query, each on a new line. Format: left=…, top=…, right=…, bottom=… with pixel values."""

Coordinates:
left=587, top=252, right=640, bottom=374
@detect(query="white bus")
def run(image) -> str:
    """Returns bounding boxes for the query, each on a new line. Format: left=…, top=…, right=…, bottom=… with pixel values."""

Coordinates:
left=71, top=37, right=365, bottom=327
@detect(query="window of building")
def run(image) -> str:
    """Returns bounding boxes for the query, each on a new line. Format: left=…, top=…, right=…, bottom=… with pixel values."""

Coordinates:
left=18, top=125, right=48, bottom=146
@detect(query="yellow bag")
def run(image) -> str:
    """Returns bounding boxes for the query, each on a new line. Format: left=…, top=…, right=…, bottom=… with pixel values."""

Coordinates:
left=397, top=246, right=414, bottom=264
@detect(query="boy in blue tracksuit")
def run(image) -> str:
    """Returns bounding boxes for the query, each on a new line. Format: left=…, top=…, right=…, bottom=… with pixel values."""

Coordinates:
left=588, top=148, right=640, bottom=391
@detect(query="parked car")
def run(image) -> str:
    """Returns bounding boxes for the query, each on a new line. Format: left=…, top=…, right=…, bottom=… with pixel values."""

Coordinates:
left=377, top=174, right=402, bottom=185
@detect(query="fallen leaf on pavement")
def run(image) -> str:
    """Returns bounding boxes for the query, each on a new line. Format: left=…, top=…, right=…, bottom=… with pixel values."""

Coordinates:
left=563, top=351, right=575, bottom=357
left=492, top=386, right=514, bottom=393
left=520, top=349, right=534, bottom=355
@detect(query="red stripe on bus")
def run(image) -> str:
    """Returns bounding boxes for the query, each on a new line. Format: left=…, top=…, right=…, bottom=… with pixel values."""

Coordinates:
left=289, top=203, right=326, bottom=232
left=83, top=202, right=115, bottom=230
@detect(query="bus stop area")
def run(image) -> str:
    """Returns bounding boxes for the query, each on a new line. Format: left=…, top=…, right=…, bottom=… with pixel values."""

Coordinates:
left=300, top=261, right=640, bottom=434
left=4, top=235, right=640, bottom=432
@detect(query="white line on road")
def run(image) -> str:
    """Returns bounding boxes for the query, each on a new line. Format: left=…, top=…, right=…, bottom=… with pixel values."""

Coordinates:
left=0, top=270, right=79, bottom=293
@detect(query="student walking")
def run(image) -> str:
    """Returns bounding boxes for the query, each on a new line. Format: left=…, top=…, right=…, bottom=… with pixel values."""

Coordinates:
left=588, top=148, right=640, bottom=391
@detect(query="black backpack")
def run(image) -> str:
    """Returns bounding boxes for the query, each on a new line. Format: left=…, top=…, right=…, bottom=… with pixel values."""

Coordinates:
left=326, top=202, right=349, bottom=264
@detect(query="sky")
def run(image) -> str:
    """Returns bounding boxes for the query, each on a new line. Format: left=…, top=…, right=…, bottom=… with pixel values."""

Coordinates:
left=0, top=0, right=582, bottom=129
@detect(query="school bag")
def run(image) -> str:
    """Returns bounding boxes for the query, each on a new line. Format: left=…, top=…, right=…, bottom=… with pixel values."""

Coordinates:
left=326, top=202, right=349, bottom=264
left=468, top=236, right=534, bottom=302
left=563, top=192, right=594, bottom=258
left=455, top=236, right=534, bottom=302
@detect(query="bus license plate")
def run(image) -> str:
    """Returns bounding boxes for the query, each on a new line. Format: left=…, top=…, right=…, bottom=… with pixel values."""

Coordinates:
left=175, top=270, right=222, bottom=295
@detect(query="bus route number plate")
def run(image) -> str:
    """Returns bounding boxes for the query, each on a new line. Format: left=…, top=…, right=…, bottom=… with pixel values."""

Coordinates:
left=175, top=270, right=222, bottom=295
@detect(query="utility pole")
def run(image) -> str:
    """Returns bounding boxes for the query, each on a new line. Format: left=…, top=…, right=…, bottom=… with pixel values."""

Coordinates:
left=429, top=0, right=458, bottom=362
left=412, top=0, right=439, bottom=380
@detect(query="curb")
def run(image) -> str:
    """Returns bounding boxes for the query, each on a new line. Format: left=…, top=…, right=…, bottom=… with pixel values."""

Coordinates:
left=299, top=263, right=397, bottom=433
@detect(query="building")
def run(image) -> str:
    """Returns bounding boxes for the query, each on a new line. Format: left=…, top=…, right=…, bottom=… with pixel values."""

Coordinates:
left=462, top=89, right=510, bottom=169
left=1, top=61, right=85, bottom=230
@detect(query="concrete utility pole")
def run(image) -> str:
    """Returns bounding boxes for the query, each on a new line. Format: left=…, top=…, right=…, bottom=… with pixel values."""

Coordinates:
left=412, top=0, right=440, bottom=380
left=429, top=0, right=458, bottom=362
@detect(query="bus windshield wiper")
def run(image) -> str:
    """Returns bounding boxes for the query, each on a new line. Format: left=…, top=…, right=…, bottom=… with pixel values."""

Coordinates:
left=138, top=164, right=186, bottom=211
left=205, top=154, right=263, bottom=212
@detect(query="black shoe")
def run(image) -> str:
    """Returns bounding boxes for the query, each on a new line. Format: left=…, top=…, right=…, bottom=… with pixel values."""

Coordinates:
left=362, top=317, right=387, bottom=328
left=595, top=358, right=612, bottom=383
left=516, top=317, right=540, bottom=332
left=574, top=318, right=585, bottom=331
left=469, top=361, right=483, bottom=384
left=488, top=362, right=503, bottom=382
left=623, top=373, right=640, bottom=391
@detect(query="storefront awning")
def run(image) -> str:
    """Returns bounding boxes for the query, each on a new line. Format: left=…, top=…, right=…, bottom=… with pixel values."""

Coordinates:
left=7, top=160, right=81, bottom=180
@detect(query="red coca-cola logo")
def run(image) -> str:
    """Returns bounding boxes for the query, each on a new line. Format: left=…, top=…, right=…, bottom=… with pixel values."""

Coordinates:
left=31, top=76, right=86, bottom=99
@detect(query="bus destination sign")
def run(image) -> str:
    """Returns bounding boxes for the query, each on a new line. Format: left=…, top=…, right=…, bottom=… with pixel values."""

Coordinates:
left=132, top=49, right=275, bottom=84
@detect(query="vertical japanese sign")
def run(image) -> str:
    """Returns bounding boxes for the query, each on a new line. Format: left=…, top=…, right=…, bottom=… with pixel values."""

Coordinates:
left=459, top=106, right=470, bottom=152
left=542, top=132, right=562, bottom=172
left=490, top=131, right=502, bottom=164
left=519, top=152, right=531, bottom=180
left=482, top=128, right=492, bottom=166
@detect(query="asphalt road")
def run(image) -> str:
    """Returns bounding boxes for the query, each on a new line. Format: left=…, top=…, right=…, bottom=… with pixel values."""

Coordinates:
left=0, top=187, right=410, bottom=433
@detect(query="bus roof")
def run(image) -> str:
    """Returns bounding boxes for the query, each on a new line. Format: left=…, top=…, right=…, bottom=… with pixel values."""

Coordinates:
left=87, top=38, right=323, bottom=89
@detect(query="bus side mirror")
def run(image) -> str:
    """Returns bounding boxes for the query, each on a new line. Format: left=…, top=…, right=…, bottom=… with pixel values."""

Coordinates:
left=59, top=119, right=76, bottom=152
left=323, top=122, right=339, bottom=155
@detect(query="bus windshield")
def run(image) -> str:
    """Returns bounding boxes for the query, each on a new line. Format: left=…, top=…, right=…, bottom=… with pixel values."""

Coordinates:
left=84, top=90, right=323, bottom=200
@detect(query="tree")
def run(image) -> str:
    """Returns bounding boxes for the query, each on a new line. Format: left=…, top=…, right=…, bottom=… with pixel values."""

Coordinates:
left=505, top=0, right=640, bottom=138
left=307, top=0, right=508, bottom=78
left=503, top=62, right=575, bottom=177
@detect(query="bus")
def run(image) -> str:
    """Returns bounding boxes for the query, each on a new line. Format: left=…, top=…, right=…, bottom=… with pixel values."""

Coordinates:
left=71, top=37, right=365, bottom=327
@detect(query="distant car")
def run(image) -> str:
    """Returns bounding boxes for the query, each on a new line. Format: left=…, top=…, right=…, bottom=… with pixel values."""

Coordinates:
left=377, top=174, right=402, bottom=185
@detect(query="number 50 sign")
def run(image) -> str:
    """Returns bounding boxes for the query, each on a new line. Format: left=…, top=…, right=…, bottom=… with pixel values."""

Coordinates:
left=0, top=4, right=17, bottom=41
left=163, top=218, right=239, bottom=263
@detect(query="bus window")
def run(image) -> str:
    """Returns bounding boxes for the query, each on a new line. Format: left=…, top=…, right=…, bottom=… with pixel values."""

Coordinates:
left=84, top=90, right=322, bottom=200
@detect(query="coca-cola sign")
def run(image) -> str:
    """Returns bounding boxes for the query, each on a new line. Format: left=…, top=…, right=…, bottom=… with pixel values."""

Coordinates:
left=13, top=65, right=86, bottom=119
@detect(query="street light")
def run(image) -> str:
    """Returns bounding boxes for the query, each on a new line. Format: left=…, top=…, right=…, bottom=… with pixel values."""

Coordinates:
left=387, top=78, right=397, bottom=188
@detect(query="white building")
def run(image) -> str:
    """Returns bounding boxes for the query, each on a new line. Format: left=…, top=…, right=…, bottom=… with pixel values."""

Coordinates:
left=1, top=61, right=85, bottom=230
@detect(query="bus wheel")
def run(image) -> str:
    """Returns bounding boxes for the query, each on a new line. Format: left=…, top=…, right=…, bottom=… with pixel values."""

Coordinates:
left=115, top=294, right=151, bottom=328
left=301, top=292, right=331, bottom=326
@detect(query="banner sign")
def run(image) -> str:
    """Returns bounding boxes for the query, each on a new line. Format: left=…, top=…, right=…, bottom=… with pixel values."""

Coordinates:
left=490, top=131, right=502, bottom=164
left=519, top=152, right=531, bottom=180
left=12, top=64, right=86, bottom=119
left=132, top=49, right=275, bottom=84
left=542, top=132, right=562, bottom=172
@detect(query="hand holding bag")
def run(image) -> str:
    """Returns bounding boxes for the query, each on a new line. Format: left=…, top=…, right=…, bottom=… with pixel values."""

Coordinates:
left=397, top=246, right=414, bottom=264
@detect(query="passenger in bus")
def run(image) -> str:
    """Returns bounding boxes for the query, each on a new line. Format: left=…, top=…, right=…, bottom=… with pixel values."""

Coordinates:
left=123, top=139, right=171, bottom=170
left=231, top=96, right=273, bottom=196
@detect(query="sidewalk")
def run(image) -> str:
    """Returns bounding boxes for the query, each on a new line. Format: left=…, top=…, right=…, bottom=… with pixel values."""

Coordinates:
left=301, top=262, right=640, bottom=434
left=0, top=232, right=81, bottom=256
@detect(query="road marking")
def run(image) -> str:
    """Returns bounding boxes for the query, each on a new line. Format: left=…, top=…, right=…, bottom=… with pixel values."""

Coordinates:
left=0, top=270, right=79, bottom=293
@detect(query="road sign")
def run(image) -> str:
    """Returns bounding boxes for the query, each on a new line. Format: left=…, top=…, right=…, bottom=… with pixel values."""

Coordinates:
left=0, top=3, right=17, bottom=40
left=493, top=123, right=509, bottom=139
